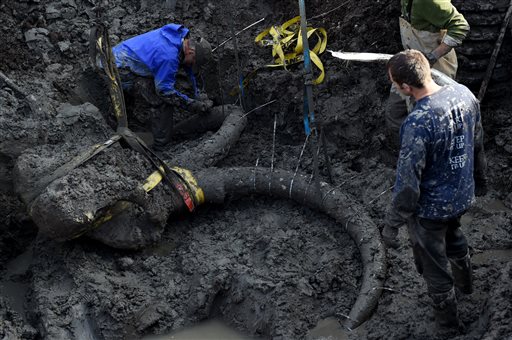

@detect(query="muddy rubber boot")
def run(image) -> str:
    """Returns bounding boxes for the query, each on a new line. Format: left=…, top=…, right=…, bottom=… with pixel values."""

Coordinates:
left=430, top=288, right=466, bottom=334
left=449, top=251, right=473, bottom=295
left=151, top=104, right=174, bottom=151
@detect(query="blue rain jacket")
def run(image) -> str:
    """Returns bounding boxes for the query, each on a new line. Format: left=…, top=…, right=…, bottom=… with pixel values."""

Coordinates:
left=112, top=24, right=197, bottom=102
left=391, top=83, right=485, bottom=221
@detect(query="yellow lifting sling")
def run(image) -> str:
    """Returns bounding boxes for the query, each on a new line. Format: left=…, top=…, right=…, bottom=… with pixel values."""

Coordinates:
left=255, top=16, right=327, bottom=85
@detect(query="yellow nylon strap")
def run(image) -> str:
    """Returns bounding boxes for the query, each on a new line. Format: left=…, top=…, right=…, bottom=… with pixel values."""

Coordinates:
left=142, top=166, right=205, bottom=205
left=281, top=16, right=301, bottom=31
left=309, top=51, right=325, bottom=84
left=269, top=27, right=287, bottom=70
left=96, top=32, right=127, bottom=126
left=255, top=16, right=327, bottom=84
left=170, top=167, right=205, bottom=205
left=90, top=201, right=131, bottom=231
left=255, top=27, right=271, bottom=44
left=88, top=167, right=204, bottom=234
left=142, top=165, right=165, bottom=192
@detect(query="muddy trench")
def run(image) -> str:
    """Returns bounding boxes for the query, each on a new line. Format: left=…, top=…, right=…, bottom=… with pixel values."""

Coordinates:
left=1, top=0, right=511, bottom=339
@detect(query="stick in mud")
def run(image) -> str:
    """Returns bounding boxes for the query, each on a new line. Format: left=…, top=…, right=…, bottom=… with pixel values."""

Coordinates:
left=269, top=113, right=277, bottom=194
left=228, top=9, right=246, bottom=111
left=478, top=0, right=512, bottom=101
left=368, top=185, right=394, bottom=204
left=253, top=157, right=260, bottom=192
left=212, top=17, right=265, bottom=52
left=215, top=25, right=226, bottom=116
left=239, top=99, right=277, bottom=120
left=289, top=134, right=310, bottom=199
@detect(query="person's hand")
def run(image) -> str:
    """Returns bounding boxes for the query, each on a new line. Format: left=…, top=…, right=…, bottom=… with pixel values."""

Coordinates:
left=475, top=177, right=488, bottom=197
left=381, top=225, right=400, bottom=249
left=188, top=99, right=209, bottom=114
left=204, top=98, right=214, bottom=109
left=198, top=93, right=214, bottom=109
left=198, top=92, right=209, bottom=101
left=423, top=51, right=438, bottom=67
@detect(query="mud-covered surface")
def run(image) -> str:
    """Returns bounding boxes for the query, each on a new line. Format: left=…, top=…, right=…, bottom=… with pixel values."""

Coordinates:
left=1, top=0, right=511, bottom=339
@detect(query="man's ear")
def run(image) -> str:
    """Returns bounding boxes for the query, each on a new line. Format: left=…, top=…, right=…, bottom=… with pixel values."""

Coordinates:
left=400, top=83, right=410, bottom=91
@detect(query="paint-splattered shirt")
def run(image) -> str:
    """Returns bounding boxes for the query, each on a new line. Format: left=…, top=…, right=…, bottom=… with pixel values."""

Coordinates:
left=401, top=0, right=469, bottom=46
left=112, top=24, right=197, bottom=103
left=390, top=84, right=486, bottom=222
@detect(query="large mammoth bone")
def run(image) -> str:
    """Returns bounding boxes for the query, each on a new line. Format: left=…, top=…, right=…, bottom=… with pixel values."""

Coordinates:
left=17, top=159, right=385, bottom=330
left=14, top=103, right=385, bottom=330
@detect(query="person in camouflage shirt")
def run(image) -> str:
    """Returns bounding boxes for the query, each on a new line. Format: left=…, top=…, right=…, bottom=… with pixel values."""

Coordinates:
left=400, top=0, right=469, bottom=75
left=385, top=0, right=470, bottom=145
left=382, top=50, right=487, bottom=333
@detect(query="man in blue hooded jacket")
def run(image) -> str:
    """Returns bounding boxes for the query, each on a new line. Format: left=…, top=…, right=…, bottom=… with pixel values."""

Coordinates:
left=381, top=49, right=488, bottom=333
left=112, top=23, right=213, bottom=150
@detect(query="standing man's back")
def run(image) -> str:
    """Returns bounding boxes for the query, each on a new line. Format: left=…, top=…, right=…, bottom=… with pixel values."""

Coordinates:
left=383, top=49, right=488, bottom=334
left=396, top=82, right=485, bottom=219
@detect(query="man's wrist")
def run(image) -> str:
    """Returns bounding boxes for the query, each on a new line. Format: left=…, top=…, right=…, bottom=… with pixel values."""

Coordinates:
left=425, top=52, right=438, bottom=66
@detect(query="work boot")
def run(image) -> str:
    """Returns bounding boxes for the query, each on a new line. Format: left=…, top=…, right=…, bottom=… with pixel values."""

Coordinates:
left=430, top=288, right=465, bottom=333
left=449, top=251, right=473, bottom=294
left=150, top=104, right=174, bottom=152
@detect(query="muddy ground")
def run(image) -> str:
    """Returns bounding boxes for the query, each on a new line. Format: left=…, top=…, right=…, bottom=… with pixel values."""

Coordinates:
left=1, top=0, right=511, bottom=339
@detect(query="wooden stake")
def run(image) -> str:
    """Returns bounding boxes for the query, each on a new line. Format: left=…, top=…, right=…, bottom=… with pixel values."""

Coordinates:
left=477, top=0, right=512, bottom=102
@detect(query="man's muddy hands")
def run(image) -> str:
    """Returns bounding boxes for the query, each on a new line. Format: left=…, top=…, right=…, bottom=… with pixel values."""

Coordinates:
left=199, top=92, right=214, bottom=109
left=188, top=99, right=210, bottom=114
left=188, top=93, right=213, bottom=114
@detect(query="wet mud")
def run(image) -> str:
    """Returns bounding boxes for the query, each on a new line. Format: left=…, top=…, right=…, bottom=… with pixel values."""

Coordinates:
left=1, top=0, right=511, bottom=339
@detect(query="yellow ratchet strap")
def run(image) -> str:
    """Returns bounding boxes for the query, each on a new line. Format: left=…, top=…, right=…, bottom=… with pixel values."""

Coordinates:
left=96, top=28, right=128, bottom=127
left=89, top=166, right=205, bottom=234
left=142, top=166, right=205, bottom=205
left=255, top=16, right=327, bottom=84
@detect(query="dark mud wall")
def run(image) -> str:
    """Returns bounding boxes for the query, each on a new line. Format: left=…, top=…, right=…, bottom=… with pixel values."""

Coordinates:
left=1, top=0, right=511, bottom=339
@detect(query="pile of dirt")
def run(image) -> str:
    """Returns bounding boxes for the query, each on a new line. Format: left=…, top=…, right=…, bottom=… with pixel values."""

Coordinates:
left=0, top=0, right=511, bottom=339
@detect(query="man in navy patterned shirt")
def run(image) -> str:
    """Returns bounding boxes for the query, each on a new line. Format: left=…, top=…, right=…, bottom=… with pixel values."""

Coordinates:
left=381, top=49, right=487, bottom=332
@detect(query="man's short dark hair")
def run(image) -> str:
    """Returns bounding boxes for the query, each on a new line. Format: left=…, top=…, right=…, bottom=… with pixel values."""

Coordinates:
left=387, top=49, right=430, bottom=88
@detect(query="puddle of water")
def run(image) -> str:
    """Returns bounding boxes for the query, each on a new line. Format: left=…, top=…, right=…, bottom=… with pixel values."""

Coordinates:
left=0, top=280, right=29, bottom=319
left=482, top=199, right=512, bottom=213
left=472, top=249, right=512, bottom=266
left=142, top=319, right=256, bottom=340
left=462, top=198, right=511, bottom=226
left=306, top=317, right=349, bottom=340
left=145, top=240, right=177, bottom=257
left=5, top=246, right=33, bottom=276
left=460, top=214, right=473, bottom=225
left=0, top=246, right=33, bottom=321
